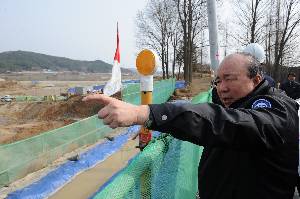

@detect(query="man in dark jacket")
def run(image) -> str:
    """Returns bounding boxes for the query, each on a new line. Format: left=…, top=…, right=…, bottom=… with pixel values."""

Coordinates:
left=280, top=72, right=300, bottom=100
left=83, top=53, right=299, bottom=199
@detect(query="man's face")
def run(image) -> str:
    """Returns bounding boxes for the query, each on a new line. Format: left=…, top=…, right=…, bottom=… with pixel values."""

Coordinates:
left=288, top=75, right=296, bottom=81
left=215, top=54, right=260, bottom=107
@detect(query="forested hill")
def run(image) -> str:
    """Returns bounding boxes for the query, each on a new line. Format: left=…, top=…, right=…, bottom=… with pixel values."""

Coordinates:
left=0, top=51, right=132, bottom=73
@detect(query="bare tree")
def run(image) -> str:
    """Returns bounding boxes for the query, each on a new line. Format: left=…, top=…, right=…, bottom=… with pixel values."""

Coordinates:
left=231, top=0, right=300, bottom=82
left=272, top=0, right=300, bottom=81
left=232, top=0, right=269, bottom=45
left=170, top=20, right=182, bottom=78
left=136, top=0, right=177, bottom=79
left=198, top=27, right=209, bottom=65
left=176, top=41, right=185, bottom=79
left=174, top=0, right=207, bottom=84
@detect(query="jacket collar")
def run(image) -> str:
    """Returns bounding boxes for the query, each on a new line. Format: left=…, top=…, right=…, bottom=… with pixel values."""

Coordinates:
left=228, top=79, right=270, bottom=108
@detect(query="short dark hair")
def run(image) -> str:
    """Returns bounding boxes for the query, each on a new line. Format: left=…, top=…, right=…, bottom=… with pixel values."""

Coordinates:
left=238, top=52, right=264, bottom=78
left=288, top=72, right=296, bottom=77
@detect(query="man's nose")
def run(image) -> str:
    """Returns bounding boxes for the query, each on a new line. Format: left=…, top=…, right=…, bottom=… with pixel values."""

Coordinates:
left=218, top=81, right=229, bottom=92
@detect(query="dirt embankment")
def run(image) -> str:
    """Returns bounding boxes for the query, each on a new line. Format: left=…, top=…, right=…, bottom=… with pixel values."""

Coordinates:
left=171, top=74, right=212, bottom=100
left=0, top=96, right=103, bottom=144
left=0, top=80, right=26, bottom=91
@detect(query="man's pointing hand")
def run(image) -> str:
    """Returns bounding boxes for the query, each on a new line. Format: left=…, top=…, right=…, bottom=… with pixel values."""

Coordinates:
left=82, top=94, right=150, bottom=129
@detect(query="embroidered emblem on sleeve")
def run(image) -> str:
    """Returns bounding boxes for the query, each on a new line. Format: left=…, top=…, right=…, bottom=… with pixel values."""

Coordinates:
left=252, top=99, right=272, bottom=109
left=162, top=115, right=168, bottom=121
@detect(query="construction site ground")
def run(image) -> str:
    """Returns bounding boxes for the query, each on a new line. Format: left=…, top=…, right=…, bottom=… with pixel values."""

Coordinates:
left=0, top=94, right=104, bottom=144
left=0, top=73, right=212, bottom=144
left=0, top=73, right=212, bottom=198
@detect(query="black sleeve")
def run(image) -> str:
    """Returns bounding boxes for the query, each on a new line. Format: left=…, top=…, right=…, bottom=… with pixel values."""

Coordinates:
left=295, top=82, right=300, bottom=99
left=279, top=82, right=285, bottom=90
left=148, top=97, right=295, bottom=151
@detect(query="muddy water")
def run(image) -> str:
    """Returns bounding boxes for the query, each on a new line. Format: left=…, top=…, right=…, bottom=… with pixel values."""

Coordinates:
left=49, top=139, right=139, bottom=199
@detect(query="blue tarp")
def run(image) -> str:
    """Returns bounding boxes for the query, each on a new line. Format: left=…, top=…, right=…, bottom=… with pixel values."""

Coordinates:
left=122, top=80, right=140, bottom=84
left=93, top=85, right=105, bottom=91
left=67, top=87, right=76, bottom=94
left=7, top=126, right=141, bottom=199
left=175, top=80, right=186, bottom=89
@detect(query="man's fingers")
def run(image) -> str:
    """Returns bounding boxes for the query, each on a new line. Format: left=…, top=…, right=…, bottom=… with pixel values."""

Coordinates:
left=109, top=121, right=119, bottom=129
left=102, top=114, right=114, bottom=126
left=82, top=94, right=113, bottom=105
left=98, top=108, right=109, bottom=119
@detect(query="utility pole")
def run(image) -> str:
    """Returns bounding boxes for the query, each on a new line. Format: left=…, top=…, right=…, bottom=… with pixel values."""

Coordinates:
left=207, top=0, right=220, bottom=73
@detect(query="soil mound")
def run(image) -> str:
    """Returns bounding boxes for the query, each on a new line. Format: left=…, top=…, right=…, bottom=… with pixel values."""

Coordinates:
left=18, top=95, right=103, bottom=121
left=0, top=80, right=25, bottom=90
left=0, top=95, right=104, bottom=144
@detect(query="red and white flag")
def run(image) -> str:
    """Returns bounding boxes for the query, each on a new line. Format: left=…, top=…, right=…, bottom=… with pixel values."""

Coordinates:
left=103, top=23, right=122, bottom=96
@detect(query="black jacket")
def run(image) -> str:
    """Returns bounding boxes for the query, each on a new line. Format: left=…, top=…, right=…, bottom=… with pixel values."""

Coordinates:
left=148, top=80, right=299, bottom=199
left=280, top=80, right=300, bottom=100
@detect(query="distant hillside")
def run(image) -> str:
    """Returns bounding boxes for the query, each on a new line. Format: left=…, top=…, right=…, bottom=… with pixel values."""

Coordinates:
left=0, top=51, right=132, bottom=73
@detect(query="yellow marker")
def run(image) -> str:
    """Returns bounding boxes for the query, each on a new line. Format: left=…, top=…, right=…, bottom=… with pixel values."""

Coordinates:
left=136, top=49, right=157, bottom=76
left=135, top=49, right=157, bottom=150
left=136, top=49, right=157, bottom=199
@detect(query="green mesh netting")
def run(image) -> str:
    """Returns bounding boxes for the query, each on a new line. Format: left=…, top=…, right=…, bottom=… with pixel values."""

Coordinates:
left=0, top=116, right=112, bottom=187
left=191, top=88, right=212, bottom=103
left=153, top=78, right=176, bottom=104
left=93, top=88, right=212, bottom=199
left=15, top=95, right=43, bottom=102
left=122, top=83, right=140, bottom=105
left=0, top=79, right=176, bottom=188
left=122, top=79, right=175, bottom=105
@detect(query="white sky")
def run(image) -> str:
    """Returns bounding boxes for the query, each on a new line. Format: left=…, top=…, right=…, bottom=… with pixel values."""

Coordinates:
left=0, top=0, right=148, bottom=68
left=0, top=0, right=237, bottom=69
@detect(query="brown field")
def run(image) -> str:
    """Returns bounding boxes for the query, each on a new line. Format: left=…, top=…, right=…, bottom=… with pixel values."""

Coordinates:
left=0, top=71, right=138, bottom=96
left=0, top=72, right=137, bottom=144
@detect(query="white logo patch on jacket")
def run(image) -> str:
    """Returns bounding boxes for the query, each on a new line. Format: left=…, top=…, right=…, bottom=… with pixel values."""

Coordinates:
left=252, top=99, right=272, bottom=109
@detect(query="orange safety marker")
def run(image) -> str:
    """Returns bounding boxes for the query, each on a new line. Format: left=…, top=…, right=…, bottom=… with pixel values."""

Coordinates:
left=136, top=49, right=157, bottom=75
left=136, top=49, right=157, bottom=150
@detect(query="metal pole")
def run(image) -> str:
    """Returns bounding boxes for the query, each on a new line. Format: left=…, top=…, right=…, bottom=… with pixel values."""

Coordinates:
left=139, top=75, right=153, bottom=150
left=207, top=0, right=220, bottom=73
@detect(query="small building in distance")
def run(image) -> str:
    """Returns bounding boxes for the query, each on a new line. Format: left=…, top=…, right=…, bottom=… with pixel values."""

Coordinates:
left=74, top=86, right=93, bottom=95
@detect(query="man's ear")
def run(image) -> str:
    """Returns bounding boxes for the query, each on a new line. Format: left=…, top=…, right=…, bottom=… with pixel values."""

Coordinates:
left=253, top=74, right=262, bottom=86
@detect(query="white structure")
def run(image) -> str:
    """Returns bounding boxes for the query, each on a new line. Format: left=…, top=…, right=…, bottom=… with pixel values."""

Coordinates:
left=243, top=43, right=265, bottom=63
left=207, top=0, right=220, bottom=73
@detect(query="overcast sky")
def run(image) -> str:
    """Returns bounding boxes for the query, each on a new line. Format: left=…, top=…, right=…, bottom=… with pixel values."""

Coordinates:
left=0, top=0, right=148, bottom=68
